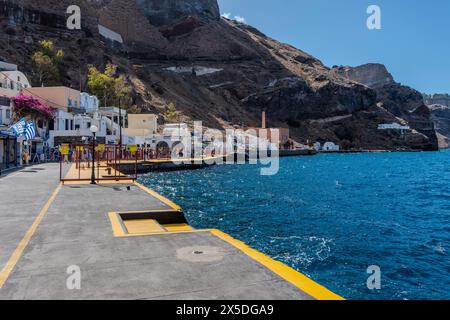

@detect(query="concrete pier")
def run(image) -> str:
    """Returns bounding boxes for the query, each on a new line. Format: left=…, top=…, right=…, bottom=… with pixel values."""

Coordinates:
left=0, top=163, right=342, bottom=300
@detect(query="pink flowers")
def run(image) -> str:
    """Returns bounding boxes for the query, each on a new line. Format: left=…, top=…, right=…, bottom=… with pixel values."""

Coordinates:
left=11, top=93, right=55, bottom=119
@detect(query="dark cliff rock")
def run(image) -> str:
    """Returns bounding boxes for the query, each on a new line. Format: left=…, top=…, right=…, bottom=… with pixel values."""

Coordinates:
left=333, top=63, right=394, bottom=88
left=0, top=0, right=102, bottom=88
left=0, top=0, right=436, bottom=150
left=333, top=64, right=438, bottom=150
left=428, top=104, right=450, bottom=148
left=136, top=0, right=220, bottom=26
left=424, top=94, right=450, bottom=148
left=424, top=93, right=450, bottom=107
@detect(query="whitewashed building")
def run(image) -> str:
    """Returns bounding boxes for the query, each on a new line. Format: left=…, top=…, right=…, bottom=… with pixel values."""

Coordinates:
left=48, top=113, right=108, bottom=147
left=23, top=87, right=105, bottom=147
left=313, top=142, right=322, bottom=152
left=0, top=68, right=32, bottom=128
left=98, top=107, right=127, bottom=145
left=378, top=123, right=411, bottom=130
left=0, top=62, right=27, bottom=169
left=322, top=142, right=340, bottom=152
left=80, top=92, right=99, bottom=114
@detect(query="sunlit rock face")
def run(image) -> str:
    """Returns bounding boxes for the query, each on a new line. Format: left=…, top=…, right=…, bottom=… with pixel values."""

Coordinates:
left=136, top=0, right=220, bottom=26
left=332, top=63, right=395, bottom=88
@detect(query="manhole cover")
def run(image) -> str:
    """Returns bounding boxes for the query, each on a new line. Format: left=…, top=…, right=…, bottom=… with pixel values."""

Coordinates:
left=21, top=170, right=38, bottom=173
left=176, top=246, right=225, bottom=263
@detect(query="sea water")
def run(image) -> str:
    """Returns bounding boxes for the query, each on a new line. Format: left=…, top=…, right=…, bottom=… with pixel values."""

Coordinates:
left=138, top=151, right=450, bottom=300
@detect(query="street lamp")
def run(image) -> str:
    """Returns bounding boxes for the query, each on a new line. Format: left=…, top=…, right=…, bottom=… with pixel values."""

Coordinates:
left=118, top=97, right=123, bottom=149
left=90, top=125, right=98, bottom=185
left=118, top=98, right=123, bottom=159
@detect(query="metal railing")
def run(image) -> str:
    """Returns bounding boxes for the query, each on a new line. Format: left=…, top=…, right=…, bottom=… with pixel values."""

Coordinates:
left=59, top=144, right=140, bottom=183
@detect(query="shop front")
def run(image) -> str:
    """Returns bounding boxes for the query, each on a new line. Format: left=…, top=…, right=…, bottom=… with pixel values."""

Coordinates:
left=0, top=131, right=19, bottom=173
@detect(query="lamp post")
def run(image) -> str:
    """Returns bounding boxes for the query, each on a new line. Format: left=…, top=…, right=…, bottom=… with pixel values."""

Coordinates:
left=118, top=97, right=124, bottom=160
left=90, top=125, right=98, bottom=185
left=118, top=97, right=122, bottom=150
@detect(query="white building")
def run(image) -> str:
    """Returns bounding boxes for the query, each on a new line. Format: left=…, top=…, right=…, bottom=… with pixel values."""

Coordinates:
left=313, top=142, right=322, bottom=152
left=98, top=107, right=127, bottom=144
left=0, top=96, right=12, bottom=128
left=48, top=116, right=107, bottom=147
left=123, top=114, right=158, bottom=137
left=80, top=92, right=99, bottom=114
left=0, top=61, right=17, bottom=72
left=0, top=70, right=31, bottom=93
left=0, top=63, right=27, bottom=168
left=123, top=121, right=202, bottom=158
left=378, top=123, right=411, bottom=130
left=22, top=86, right=106, bottom=147
left=322, top=142, right=340, bottom=152
left=0, top=69, right=32, bottom=128
left=0, top=70, right=114, bottom=151
left=162, top=123, right=191, bottom=138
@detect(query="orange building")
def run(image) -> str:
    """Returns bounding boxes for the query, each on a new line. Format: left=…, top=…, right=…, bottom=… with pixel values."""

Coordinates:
left=245, top=111, right=291, bottom=147
left=26, top=86, right=81, bottom=111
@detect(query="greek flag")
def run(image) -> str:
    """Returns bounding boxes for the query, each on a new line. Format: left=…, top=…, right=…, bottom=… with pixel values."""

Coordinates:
left=9, top=118, right=26, bottom=137
left=24, top=122, right=36, bottom=140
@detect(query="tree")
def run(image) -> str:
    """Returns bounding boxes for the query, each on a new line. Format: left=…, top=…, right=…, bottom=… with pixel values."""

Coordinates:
left=114, top=73, right=133, bottom=108
left=163, top=102, right=179, bottom=123
left=31, top=40, right=64, bottom=86
left=128, top=105, right=142, bottom=114
left=87, top=64, right=132, bottom=109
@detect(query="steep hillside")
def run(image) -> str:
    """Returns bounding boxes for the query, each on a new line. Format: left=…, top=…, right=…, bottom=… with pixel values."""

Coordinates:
left=424, top=93, right=450, bottom=107
left=428, top=104, right=450, bottom=148
left=333, top=64, right=438, bottom=150
left=423, top=94, right=450, bottom=148
left=0, top=0, right=435, bottom=150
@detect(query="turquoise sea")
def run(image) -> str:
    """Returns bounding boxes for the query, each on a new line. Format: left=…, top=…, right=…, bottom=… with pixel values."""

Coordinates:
left=138, top=150, right=450, bottom=300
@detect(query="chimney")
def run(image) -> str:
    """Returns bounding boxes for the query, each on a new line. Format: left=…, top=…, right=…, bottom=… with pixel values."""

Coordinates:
left=262, top=111, right=266, bottom=129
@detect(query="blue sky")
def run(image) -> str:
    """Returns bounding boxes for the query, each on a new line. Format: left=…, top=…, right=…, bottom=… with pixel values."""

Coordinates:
left=218, top=0, right=450, bottom=94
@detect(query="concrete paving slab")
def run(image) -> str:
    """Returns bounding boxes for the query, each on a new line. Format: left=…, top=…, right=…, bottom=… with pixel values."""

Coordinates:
left=0, top=163, right=340, bottom=300
left=0, top=164, right=62, bottom=269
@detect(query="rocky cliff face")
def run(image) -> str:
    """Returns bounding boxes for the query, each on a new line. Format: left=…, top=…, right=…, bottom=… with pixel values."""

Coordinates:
left=333, top=64, right=394, bottom=88
left=0, top=0, right=437, bottom=150
left=332, top=64, right=438, bottom=150
left=424, top=93, right=450, bottom=148
left=424, top=93, right=450, bottom=107
left=428, top=104, right=450, bottom=148
left=136, top=0, right=220, bottom=26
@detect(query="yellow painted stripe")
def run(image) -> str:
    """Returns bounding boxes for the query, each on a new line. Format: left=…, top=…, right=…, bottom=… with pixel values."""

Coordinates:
left=134, top=182, right=182, bottom=212
left=210, top=229, right=344, bottom=301
left=108, top=212, right=127, bottom=237
left=164, top=224, right=194, bottom=232
left=116, top=209, right=177, bottom=214
left=0, top=183, right=62, bottom=288
left=107, top=218, right=344, bottom=300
